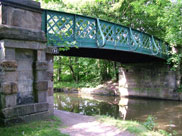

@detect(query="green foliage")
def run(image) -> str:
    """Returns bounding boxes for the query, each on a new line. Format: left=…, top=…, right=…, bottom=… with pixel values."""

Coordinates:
left=98, top=115, right=178, bottom=135
left=97, top=116, right=165, bottom=136
left=158, top=0, right=182, bottom=70
left=36, top=0, right=61, bottom=3
left=158, top=0, right=182, bottom=45
left=38, top=0, right=182, bottom=75
left=167, top=52, right=182, bottom=71
left=130, top=0, right=182, bottom=70
left=54, top=56, right=119, bottom=88
left=0, top=116, right=68, bottom=136
left=159, top=129, right=177, bottom=136
left=143, top=115, right=156, bottom=131
left=175, top=85, right=182, bottom=93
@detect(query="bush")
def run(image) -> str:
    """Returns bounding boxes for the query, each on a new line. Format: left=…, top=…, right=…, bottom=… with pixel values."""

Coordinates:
left=143, top=115, right=156, bottom=131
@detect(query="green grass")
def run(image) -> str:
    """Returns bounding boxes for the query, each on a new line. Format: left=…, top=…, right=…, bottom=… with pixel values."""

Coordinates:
left=96, top=116, right=175, bottom=136
left=0, top=116, right=68, bottom=136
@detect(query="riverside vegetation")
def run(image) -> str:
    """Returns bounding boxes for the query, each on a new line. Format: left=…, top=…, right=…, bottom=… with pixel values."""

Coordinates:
left=0, top=116, right=68, bottom=136
left=0, top=115, right=176, bottom=136
left=97, top=115, right=177, bottom=136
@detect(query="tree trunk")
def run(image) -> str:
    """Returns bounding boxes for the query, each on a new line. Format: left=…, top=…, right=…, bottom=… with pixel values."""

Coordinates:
left=114, top=61, right=119, bottom=81
left=75, top=57, right=79, bottom=83
left=69, top=57, right=76, bottom=82
left=58, top=57, right=61, bottom=81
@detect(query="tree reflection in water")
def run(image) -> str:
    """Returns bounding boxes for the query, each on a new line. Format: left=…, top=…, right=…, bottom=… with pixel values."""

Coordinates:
left=54, top=92, right=182, bottom=135
left=54, top=93, right=122, bottom=118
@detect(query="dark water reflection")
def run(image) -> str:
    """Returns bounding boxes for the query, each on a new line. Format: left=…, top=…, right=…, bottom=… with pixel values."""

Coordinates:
left=54, top=93, right=182, bottom=135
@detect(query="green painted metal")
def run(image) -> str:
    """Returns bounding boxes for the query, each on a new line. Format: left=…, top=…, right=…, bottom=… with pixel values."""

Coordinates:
left=41, top=9, right=168, bottom=59
left=97, top=18, right=106, bottom=47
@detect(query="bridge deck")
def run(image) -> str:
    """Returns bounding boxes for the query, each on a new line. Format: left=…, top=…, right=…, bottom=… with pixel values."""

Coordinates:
left=41, top=9, right=168, bottom=61
left=60, top=47, right=166, bottom=63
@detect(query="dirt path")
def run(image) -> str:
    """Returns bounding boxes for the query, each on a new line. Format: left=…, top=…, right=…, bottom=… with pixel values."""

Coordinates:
left=55, top=110, right=135, bottom=136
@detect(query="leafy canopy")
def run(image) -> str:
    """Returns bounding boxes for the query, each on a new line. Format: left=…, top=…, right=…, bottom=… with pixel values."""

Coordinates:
left=37, top=0, right=182, bottom=82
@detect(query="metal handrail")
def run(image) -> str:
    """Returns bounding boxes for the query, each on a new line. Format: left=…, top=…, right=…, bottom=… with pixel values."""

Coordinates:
left=129, top=28, right=139, bottom=51
left=151, top=35, right=159, bottom=55
left=96, top=18, right=106, bottom=47
left=42, top=9, right=169, bottom=59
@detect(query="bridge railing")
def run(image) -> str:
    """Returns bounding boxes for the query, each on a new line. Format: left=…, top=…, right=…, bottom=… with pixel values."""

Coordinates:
left=41, top=9, right=168, bottom=59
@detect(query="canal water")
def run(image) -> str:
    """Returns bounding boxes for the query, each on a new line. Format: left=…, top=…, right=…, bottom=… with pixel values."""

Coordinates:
left=54, top=92, right=182, bottom=135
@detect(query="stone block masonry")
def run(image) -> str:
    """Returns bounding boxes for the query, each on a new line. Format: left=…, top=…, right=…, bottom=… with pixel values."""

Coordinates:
left=0, top=0, right=54, bottom=125
left=0, top=0, right=41, bottom=30
left=118, top=62, right=182, bottom=100
left=16, top=49, right=34, bottom=105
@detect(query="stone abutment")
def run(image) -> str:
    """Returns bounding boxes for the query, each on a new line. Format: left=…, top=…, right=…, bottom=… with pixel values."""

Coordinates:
left=0, top=0, right=54, bottom=125
left=118, top=62, right=182, bottom=100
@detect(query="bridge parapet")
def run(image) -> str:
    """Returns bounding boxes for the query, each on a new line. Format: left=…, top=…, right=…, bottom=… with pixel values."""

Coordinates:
left=42, top=9, right=169, bottom=60
left=0, top=0, right=54, bottom=125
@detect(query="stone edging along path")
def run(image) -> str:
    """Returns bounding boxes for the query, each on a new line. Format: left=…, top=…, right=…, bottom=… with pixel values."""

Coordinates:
left=54, top=109, right=134, bottom=136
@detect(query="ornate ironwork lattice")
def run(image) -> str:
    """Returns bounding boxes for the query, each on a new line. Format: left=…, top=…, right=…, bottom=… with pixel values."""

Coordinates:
left=42, top=10, right=168, bottom=59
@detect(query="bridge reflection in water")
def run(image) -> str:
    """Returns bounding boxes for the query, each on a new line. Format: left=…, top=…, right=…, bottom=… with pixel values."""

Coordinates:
left=42, top=9, right=168, bottom=63
left=54, top=92, right=182, bottom=135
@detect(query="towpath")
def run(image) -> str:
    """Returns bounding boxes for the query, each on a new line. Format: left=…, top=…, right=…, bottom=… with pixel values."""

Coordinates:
left=55, top=109, right=134, bottom=136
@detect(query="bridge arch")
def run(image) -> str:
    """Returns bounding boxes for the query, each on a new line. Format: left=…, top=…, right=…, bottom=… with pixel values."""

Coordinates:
left=41, top=9, right=169, bottom=62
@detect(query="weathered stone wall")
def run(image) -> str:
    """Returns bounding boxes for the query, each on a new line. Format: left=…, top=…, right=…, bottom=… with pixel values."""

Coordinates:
left=0, top=39, right=53, bottom=125
left=0, top=0, right=54, bottom=125
left=0, top=0, right=41, bottom=30
left=47, top=54, right=54, bottom=114
left=118, top=62, right=182, bottom=100
left=0, top=46, right=18, bottom=109
left=16, top=49, right=34, bottom=105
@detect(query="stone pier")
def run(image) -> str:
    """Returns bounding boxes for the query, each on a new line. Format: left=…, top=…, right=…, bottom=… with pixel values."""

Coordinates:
left=118, top=62, right=182, bottom=100
left=0, top=0, right=54, bottom=125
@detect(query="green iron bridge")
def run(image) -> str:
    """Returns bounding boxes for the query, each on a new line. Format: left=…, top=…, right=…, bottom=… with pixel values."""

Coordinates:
left=41, top=9, right=168, bottom=63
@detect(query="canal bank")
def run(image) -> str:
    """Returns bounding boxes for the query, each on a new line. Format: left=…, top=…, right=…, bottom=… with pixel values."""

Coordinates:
left=54, top=92, right=182, bottom=135
left=54, top=79, right=182, bottom=101
left=55, top=109, right=168, bottom=136
left=55, top=110, right=134, bottom=136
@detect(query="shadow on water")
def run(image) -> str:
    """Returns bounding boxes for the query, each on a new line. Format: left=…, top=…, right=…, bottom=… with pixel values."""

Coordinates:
left=54, top=92, right=182, bottom=135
